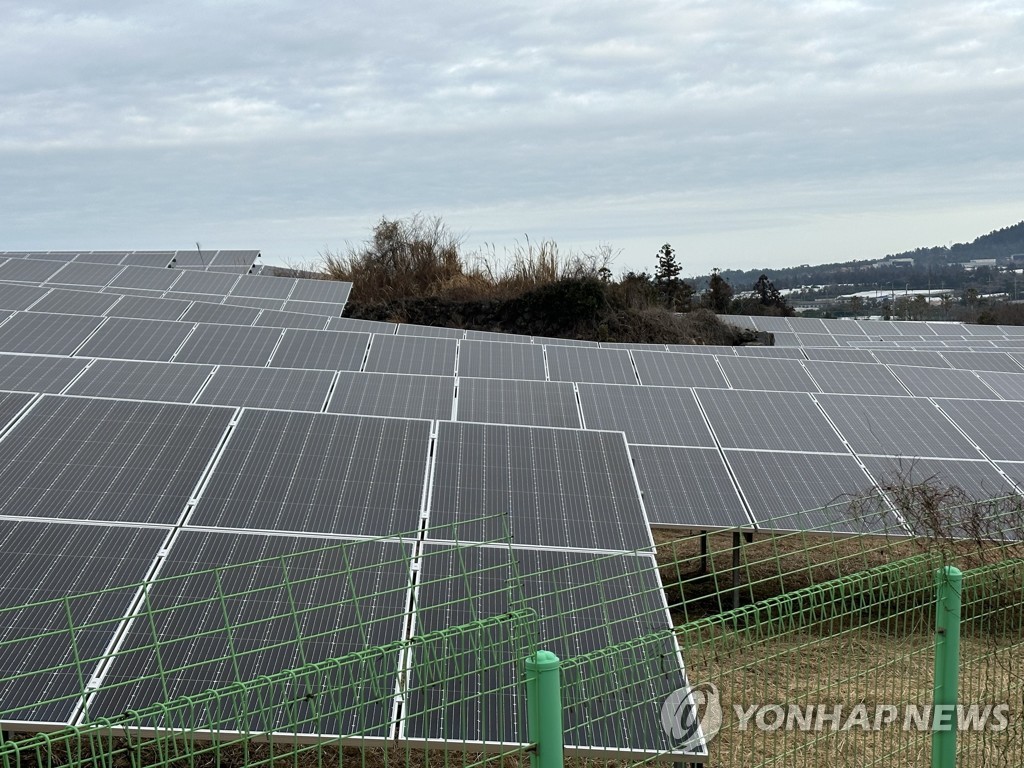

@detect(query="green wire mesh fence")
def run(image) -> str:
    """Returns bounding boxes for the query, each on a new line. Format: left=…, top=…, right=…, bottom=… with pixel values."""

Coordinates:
left=0, top=490, right=1022, bottom=768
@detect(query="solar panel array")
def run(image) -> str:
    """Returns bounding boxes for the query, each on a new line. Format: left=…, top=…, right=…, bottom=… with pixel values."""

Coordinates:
left=0, top=253, right=1022, bottom=753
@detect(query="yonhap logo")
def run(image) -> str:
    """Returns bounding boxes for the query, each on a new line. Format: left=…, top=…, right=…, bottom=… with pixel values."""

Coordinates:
left=660, top=682, right=723, bottom=750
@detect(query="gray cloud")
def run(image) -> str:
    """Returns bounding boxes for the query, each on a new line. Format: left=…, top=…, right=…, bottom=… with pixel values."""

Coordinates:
left=1, top=1, right=1022, bottom=273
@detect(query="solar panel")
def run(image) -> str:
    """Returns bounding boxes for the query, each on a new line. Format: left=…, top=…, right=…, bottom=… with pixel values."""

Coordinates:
left=0, top=520, right=169, bottom=724
left=795, top=333, right=840, bottom=347
left=717, top=356, right=819, bottom=392
left=631, top=445, right=749, bottom=528
left=120, top=252, right=174, bottom=267
left=427, top=421, right=652, bottom=550
left=0, top=312, right=104, bottom=355
left=577, top=384, right=714, bottom=447
left=0, top=395, right=233, bottom=523
left=281, top=299, right=344, bottom=316
left=456, top=339, right=546, bottom=380
left=75, top=318, right=195, bottom=362
left=326, top=316, right=398, bottom=335
left=974, top=370, right=1024, bottom=400
left=168, top=269, right=240, bottom=295
left=599, top=342, right=668, bottom=351
left=326, top=371, right=455, bottom=421
left=802, top=348, right=879, bottom=363
left=269, top=329, right=370, bottom=370
left=108, top=266, right=181, bottom=292
left=770, top=332, right=800, bottom=346
left=104, top=295, right=191, bottom=321
left=932, top=399, right=1024, bottom=461
left=723, top=450, right=889, bottom=533
left=887, top=365, right=1001, bottom=399
left=802, top=360, right=909, bottom=396
left=0, top=259, right=64, bottom=283
left=939, top=351, right=1024, bottom=373
left=997, top=463, right=1024, bottom=496
left=364, top=334, right=457, bottom=376
left=532, top=335, right=599, bottom=347
left=46, top=262, right=124, bottom=288
left=174, top=325, right=282, bottom=367
left=409, top=544, right=678, bottom=751
left=751, top=316, right=793, bottom=332
left=208, top=249, right=260, bottom=267
left=0, top=354, right=89, bottom=394
left=66, top=360, right=214, bottom=403
left=230, top=274, right=296, bottom=299
left=190, top=410, right=430, bottom=535
left=545, top=345, right=637, bottom=385
left=870, top=350, right=952, bottom=368
left=631, top=350, right=728, bottom=388
left=962, top=324, right=1010, bottom=336
left=197, top=366, right=335, bottom=411
left=0, top=283, right=50, bottom=310
left=287, top=279, right=351, bottom=304
left=456, top=378, right=580, bottom=429
left=665, top=344, right=736, bottom=355
left=695, top=389, right=847, bottom=452
left=397, top=324, right=466, bottom=339
left=0, top=390, right=35, bottom=426
left=816, top=394, right=984, bottom=459
left=861, top=456, right=1018, bottom=505
left=28, top=289, right=121, bottom=316
left=463, top=329, right=533, bottom=343
left=180, top=301, right=261, bottom=326
left=103, top=287, right=166, bottom=299
left=254, top=308, right=330, bottom=330
left=222, top=296, right=285, bottom=310
left=785, top=317, right=831, bottom=333
left=86, top=531, right=411, bottom=733
left=75, top=251, right=129, bottom=265
left=732, top=346, right=808, bottom=359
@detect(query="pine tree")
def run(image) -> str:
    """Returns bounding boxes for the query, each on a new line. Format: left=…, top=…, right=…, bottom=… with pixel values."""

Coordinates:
left=654, top=243, right=692, bottom=310
left=705, top=268, right=734, bottom=313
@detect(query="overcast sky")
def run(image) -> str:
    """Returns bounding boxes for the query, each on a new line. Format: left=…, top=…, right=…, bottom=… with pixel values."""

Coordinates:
left=3, top=1, right=1022, bottom=276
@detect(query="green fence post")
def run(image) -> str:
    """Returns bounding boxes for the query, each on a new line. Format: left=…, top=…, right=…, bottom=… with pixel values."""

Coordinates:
left=525, top=650, right=563, bottom=768
left=932, top=565, right=963, bottom=768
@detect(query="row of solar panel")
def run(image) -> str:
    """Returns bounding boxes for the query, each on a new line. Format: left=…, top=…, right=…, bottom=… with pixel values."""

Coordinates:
left=0, top=258, right=352, bottom=306
left=0, top=386, right=1020, bottom=536
left=774, top=333, right=1024, bottom=351
left=0, top=516, right=680, bottom=753
left=728, top=314, right=1024, bottom=338
left=0, top=249, right=259, bottom=270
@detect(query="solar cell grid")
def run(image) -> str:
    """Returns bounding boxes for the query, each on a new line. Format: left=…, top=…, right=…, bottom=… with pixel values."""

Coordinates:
left=751, top=316, right=793, bottom=333
left=269, top=329, right=369, bottom=370
left=221, top=296, right=284, bottom=310
left=281, top=299, right=344, bottom=316
left=0, top=312, right=104, bottom=355
left=180, top=302, right=261, bottom=326
left=397, top=324, right=466, bottom=339
left=938, top=352, right=1024, bottom=373
left=408, top=544, right=679, bottom=751
left=932, top=399, right=1024, bottom=461
left=28, top=289, right=120, bottom=317
left=0, top=259, right=66, bottom=283
left=887, top=365, right=1001, bottom=399
left=75, top=317, right=196, bottom=362
left=695, top=388, right=847, bottom=452
left=167, top=269, right=240, bottom=295
left=0, top=395, right=234, bottom=524
left=531, top=335, right=599, bottom=347
left=87, top=531, right=411, bottom=734
left=577, top=384, right=714, bottom=447
left=631, top=445, right=749, bottom=528
left=731, top=346, right=808, bottom=359
left=173, top=325, right=282, bottom=367
left=46, top=262, right=124, bottom=287
left=428, top=421, right=652, bottom=551
left=545, top=345, right=637, bottom=385
left=785, top=317, right=831, bottom=333
left=809, top=347, right=879, bottom=363
left=363, top=334, right=457, bottom=376
left=254, top=308, right=330, bottom=330
left=0, top=284, right=51, bottom=310
left=816, top=394, right=983, bottom=459
left=802, top=360, right=909, bottom=396
left=861, top=456, right=1018, bottom=506
left=108, top=265, right=181, bottom=292
left=120, top=253, right=174, bottom=267
left=230, top=274, right=296, bottom=299
left=0, top=355, right=89, bottom=394
left=665, top=344, right=736, bottom=355
left=197, top=366, right=335, bottom=411
left=770, top=332, right=800, bottom=346
left=717, top=356, right=819, bottom=393
left=326, top=316, right=398, bottom=335
left=455, top=378, right=579, bottom=428
left=463, top=329, right=533, bottom=343
left=795, top=333, right=841, bottom=347
left=0, top=520, right=170, bottom=724
left=974, top=370, right=1024, bottom=400
left=66, top=360, right=214, bottom=403
left=871, top=350, right=952, bottom=368
left=189, top=410, right=430, bottom=535
left=456, top=339, right=546, bottom=380
left=723, top=450, right=890, bottom=534
left=631, top=350, right=728, bottom=388
left=0, top=390, right=35, bottom=428
left=287, top=279, right=351, bottom=304
left=104, top=295, right=191, bottom=321
left=326, top=371, right=455, bottom=421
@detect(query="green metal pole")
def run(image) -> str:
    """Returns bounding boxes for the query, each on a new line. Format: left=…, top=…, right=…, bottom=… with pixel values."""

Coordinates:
left=931, top=565, right=962, bottom=768
left=525, top=650, right=563, bottom=768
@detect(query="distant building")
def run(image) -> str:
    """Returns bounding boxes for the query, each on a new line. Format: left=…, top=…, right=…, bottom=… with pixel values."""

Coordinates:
left=871, top=257, right=915, bottom=268
left=961, top=258, right=997, bottom=270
